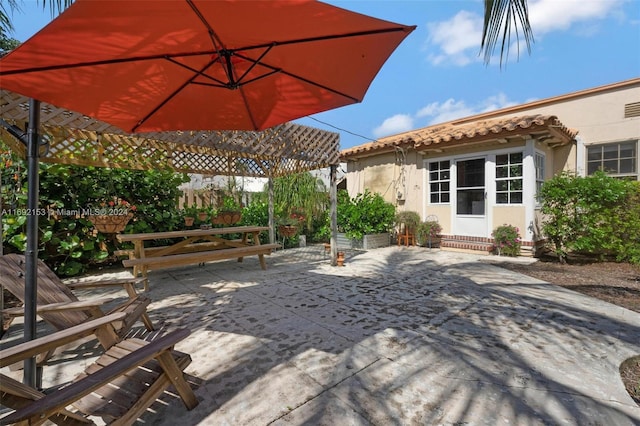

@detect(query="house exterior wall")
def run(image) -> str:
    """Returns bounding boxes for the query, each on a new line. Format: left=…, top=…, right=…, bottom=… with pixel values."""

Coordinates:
left=455, top=80, right=639, bottom=178
left=342, top=79, right=639, bottom=246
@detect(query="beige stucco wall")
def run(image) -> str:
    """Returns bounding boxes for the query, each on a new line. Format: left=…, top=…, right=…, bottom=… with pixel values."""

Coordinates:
left=345, top=149, right=425, bottom=216
left=484, top=83, right=640, bottom=149
left=493, top=206, right=527, bottom=237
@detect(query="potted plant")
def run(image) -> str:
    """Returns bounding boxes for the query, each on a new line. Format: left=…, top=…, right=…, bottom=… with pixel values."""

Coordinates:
left=197, top=208, right=209, bottom=222
left=182, top=205, right=198, bottom=226
left=416, top=220, right=442, bottom=248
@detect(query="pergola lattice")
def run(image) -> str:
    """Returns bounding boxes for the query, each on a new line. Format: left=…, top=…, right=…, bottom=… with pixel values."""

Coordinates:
left=1, top=90, right=341, bottom=177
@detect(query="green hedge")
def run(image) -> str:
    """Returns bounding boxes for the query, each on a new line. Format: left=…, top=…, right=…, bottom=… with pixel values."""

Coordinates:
left=539, top=171, right=640, bottom=264
left=2, top=143, right=189, bottom=276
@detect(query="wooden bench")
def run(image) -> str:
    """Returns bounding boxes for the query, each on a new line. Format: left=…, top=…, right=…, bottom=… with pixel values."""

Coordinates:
left=122, top=243, right=281, bottom=272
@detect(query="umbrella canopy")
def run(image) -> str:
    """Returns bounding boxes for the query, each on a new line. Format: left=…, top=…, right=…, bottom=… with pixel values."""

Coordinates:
left=0, top=0, right=415, bottom=133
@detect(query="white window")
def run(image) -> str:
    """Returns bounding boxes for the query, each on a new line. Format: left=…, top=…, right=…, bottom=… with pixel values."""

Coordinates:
left=587, top=141, right=638, bottom=179
left=496, top=152, right=523, bottom=204
left=429, top=160, right=450, bottom=204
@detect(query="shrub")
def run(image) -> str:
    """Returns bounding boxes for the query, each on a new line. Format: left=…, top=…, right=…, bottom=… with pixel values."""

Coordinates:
left=394, top=211, right=421, bottom=232
left=416, top=220, right=442, bottom=246
left=539, top=171, right=640, bottom=264
left=335, top=189, right=395, bottom=240
left=492, top=224, right=522, bottom=257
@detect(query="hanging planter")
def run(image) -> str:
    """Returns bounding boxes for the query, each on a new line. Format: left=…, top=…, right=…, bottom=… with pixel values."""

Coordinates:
left=87, top=197, right=136, bottom=234
left=277, top=225, right=298, bottom=238
left=88, top=212, right=134, bottom=234
left=212, top=211, right=242, bottom=226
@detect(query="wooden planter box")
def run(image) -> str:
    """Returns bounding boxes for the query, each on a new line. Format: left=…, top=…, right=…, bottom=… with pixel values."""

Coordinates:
left=336, top=232, right=390, bottom=250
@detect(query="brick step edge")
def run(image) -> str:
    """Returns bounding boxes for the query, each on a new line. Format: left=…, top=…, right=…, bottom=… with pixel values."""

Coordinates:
left=439, top=238, right=535, bottom=256
left=440, top=240, right=493, bottom=252
left=441, top=234, right=536, bottom=247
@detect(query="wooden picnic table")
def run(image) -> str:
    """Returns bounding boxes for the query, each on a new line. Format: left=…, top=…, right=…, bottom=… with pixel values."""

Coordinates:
left=116, top=226, right=279, bottom=289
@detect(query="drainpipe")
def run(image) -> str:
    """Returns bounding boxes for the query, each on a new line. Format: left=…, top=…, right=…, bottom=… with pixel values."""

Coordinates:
left=575, top=135, right=586, bottom=177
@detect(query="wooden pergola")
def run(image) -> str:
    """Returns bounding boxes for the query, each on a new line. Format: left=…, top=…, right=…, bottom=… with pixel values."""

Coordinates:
left=0, top=89, right=341, bottom=252
left=1, top=90, right=340, bottom=176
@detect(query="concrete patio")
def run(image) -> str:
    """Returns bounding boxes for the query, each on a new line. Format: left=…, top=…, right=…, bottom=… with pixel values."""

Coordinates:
left=3, top=246, right=640, bottom=425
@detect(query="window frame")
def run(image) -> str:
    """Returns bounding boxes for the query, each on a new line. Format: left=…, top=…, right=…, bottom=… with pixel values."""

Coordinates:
left=427, top=159, right=451, bottom=204
left=495, top=151, right=524, bottom=205
left=586, top=140, right=638, bottom=179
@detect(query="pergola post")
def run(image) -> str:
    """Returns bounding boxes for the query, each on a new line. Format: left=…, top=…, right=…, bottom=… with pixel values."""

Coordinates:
left=329, top=164, right=338, bottom=265
left=268, top=176, right=275, bottom=244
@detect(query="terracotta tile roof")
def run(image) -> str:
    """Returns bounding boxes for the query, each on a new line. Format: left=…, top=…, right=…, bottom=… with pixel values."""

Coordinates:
left=340, top=114, right=577, bottom=160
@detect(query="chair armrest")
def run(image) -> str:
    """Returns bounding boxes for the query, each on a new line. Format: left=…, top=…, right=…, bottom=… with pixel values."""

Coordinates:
left=2, top=298, right=116, bottom=317
left=65, top=276, right=146, bottom=290
left=0, top=328, right=191, bottom=425
left=0, top=312, right=127, bottom=368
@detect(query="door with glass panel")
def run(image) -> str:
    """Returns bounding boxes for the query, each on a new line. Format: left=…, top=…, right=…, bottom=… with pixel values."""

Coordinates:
left=455, top=157, right=487, bottom=236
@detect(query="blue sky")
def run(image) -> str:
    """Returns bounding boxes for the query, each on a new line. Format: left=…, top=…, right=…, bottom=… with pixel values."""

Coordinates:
left=7, top=0, right=640, bottom=150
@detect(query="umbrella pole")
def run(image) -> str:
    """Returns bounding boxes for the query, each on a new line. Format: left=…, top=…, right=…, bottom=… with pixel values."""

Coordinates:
left=23, top=98, right=41, bottom=388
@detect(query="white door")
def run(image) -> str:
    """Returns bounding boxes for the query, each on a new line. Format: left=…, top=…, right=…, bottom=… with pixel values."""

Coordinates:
left=454, top=157, right=488, bottom=237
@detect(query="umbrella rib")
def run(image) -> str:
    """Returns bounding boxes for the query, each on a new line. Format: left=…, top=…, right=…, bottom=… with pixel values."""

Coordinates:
left=226, top=26, right=415, bottom=53
left=0, top=51, right=217, bottom=76
left=0, top=28, right=414, bottom=76
left=164, top=57, right=230, bottom=88
left=191, top=69, right=279, bottom=88
left=233, top=44, right=278, bottom=86
left=131, top=59, right=217, bottom=132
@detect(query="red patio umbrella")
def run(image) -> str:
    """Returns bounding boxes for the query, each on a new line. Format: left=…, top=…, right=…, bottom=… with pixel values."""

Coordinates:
left=0, top=0, right=415, bottom=133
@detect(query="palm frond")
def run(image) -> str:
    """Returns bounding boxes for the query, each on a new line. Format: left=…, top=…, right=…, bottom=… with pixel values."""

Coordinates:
left=481, top=0, right=534, bottom=66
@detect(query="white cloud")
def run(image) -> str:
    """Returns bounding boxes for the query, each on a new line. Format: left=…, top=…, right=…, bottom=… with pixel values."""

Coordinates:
left=416, top=98, right=475, bottom=123
left=374, top=93, right=518, bottom=137
left=528, top=0, right=624, bottom=34
left=419, top=93, right=517, bottom=124
left=372, top=114, right=414, bottom=138
left=425, top=0, right=624, bottom=66
left=425, top=10, right=483, bottom=66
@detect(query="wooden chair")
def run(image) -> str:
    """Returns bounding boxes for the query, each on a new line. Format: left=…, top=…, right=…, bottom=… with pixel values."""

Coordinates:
left=397, top=224, right=416, bottom=246
left=0, top=313, right=199, bottom=425
left=0, top=254, right=154, bottom=361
